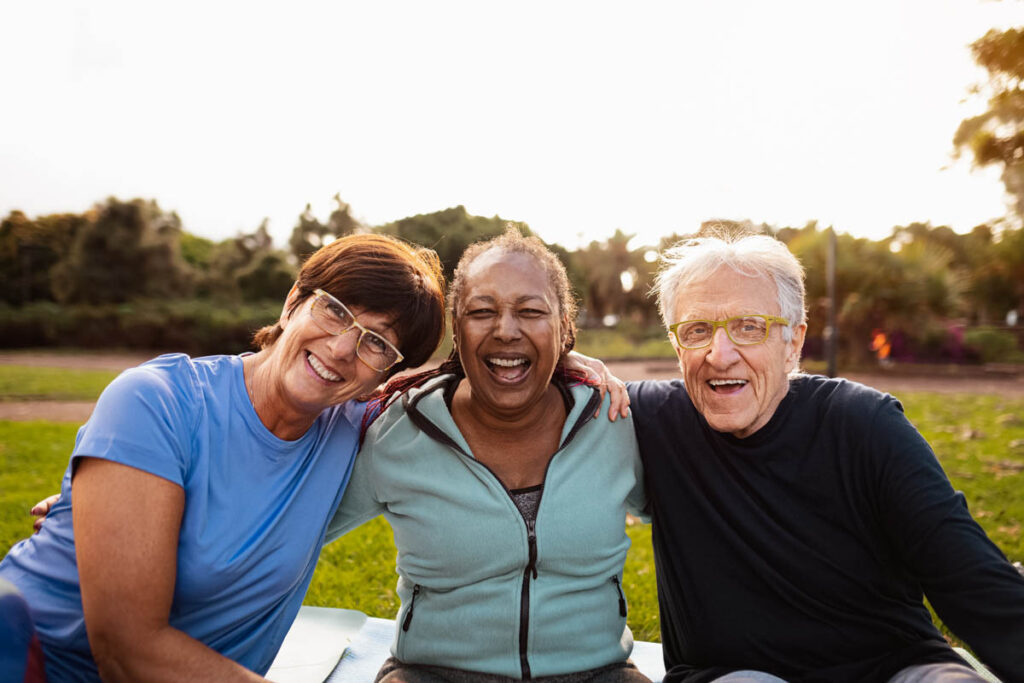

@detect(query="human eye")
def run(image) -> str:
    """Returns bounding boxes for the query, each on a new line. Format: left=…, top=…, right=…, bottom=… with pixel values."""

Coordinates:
left=326, top=301, right=352, bottom=324
left=466, top=307, right=495, bottom=318
left=363, top=333, right=390, bottom=355
left=731, top=316, right=768, bottom=342
left=519, top=307, right=547, bottom=318
left=739, top=317, right=766, bottom=332
left=680, top=321, right=710, bottom=343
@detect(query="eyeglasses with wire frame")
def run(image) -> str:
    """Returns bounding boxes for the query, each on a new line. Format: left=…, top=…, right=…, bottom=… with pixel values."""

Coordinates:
left=309, top=289, right=404, bottom=372
left=669, top=314, right=790, bottom=350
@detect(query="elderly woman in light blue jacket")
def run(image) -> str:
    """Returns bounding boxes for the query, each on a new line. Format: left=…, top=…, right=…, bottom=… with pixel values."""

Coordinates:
left=331, top=227, right=649, bottom=683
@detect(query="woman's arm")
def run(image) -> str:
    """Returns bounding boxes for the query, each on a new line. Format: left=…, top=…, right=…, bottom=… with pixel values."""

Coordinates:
left=73, top=457, right=265, bottom=682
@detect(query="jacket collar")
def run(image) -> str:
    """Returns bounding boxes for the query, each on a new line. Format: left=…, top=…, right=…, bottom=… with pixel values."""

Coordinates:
left=403, top=374, right=602, bottom=457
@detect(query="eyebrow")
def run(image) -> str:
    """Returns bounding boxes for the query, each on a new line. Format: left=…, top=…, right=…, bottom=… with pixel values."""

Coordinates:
left=466, top=295, right=548, bottom=305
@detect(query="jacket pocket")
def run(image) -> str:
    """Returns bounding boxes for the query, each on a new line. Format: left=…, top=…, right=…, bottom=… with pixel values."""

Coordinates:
left=396, top=583, right=421, bottom=659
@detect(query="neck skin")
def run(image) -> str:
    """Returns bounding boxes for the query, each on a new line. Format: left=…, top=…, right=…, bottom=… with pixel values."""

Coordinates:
left=450, top=378, right=566, bottom=442
left=242, top=351, right=319, bottom=441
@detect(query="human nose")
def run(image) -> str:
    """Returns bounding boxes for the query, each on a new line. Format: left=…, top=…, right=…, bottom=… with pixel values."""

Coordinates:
left=326, top=325, right=361, bottom=359
left=492, top=309, right=521, bottom=341
left=704, top=326, right=740, bottom=366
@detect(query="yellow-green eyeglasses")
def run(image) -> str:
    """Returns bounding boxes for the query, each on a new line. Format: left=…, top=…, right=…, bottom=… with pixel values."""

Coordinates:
left=669, top=315, right=790, bottom=350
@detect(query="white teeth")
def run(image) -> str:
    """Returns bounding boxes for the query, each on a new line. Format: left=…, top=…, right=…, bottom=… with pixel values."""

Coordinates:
left=488, top=357, right=527, bottom=367
left=308, top=353, right=342, bottom=382
left=709, top=379, right=747, bottom=387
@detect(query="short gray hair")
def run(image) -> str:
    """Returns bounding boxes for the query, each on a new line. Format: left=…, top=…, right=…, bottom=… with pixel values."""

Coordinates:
left=655, top=232, right=806, bottom=341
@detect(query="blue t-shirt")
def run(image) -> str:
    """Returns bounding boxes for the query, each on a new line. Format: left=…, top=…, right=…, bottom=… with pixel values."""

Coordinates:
left=0, top=354, right=365, bottom=680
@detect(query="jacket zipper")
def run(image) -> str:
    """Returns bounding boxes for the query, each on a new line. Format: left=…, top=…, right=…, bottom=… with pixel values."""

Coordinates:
left=513, top=390, right=597, bottom=680
left=611, top=575, right=627, bottom=617
left=405, top=381, right=604, bottom=681
left=519, top=518, right=539, bottom=679
left=402, top=584, right=421, bottom=631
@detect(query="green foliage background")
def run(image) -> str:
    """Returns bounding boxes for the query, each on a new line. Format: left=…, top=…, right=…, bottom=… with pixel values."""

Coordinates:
left=3, top=196, right=1024, bottom=366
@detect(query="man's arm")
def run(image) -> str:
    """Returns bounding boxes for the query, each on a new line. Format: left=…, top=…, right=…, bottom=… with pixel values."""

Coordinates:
left=872, top=401, right=1024, bottom=682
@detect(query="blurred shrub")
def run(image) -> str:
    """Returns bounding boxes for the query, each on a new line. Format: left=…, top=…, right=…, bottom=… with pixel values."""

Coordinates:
left=0, top=300, right=281, bottom=356
left=964, top=326, right=1024, bottom=363
left=575, top=327, right=676, bottom=360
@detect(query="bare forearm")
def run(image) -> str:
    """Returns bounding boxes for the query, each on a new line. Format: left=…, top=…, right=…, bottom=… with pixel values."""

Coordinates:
left=91, top=624, right=266, bottom=683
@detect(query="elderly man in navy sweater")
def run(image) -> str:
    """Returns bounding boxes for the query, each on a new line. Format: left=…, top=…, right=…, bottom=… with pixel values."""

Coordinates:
left=627, top=231, right=1024, bottom=683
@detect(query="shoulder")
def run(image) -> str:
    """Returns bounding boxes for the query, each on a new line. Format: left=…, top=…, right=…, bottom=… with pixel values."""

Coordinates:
left=73, top=355, right=227, bottom=483
left=96, top=353, right=210, bottom=410
left=626, top=379, right=692, bottom=430
left=566, top=381, right=637, bottom=439
left=364, top=374, right=453, bottom=443
left=626, top=378, right=687, bottom=407
left=789, top=373, right=902, bottom=427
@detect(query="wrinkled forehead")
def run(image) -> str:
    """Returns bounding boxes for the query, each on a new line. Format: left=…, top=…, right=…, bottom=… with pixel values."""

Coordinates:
left=672, top=267, right=779, bottom=321
left=459, top=248, right=556, bottom=303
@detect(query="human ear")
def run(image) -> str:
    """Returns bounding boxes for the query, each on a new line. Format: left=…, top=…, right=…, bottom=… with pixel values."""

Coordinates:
left=785, top=323, right=808, bottom=372
left=279, top=282, right=302, bottom=327
left=668, top=332, right=687, bottom=373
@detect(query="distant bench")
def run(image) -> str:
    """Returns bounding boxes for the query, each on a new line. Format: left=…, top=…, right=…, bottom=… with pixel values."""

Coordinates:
left=266, top=606, right=1001, bottom=683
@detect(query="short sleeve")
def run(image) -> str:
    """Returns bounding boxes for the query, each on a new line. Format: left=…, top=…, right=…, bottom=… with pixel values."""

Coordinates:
left=71, top=359, right=198, bottom=487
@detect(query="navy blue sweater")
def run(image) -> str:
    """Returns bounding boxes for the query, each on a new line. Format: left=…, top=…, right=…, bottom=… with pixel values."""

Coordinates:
left=629, top=375, right=1024, bottom=683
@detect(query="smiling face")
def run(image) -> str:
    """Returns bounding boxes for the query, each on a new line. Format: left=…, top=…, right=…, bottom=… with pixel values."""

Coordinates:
left=454, top=248, right=567, bottom=419
left=267, top=291, right=400, bottom=418
left=670, top=265, right=806, bottom=438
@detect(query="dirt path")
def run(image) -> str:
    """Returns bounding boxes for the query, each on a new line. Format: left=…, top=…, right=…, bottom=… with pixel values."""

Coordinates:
left=0, top=351, right=154, bottom=371
left=606, top=360, right=1024, bottom=397
left=2, top=352, right=1023, bottom=423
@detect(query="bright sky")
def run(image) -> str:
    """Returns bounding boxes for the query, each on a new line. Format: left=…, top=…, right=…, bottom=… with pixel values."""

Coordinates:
left=0, top=1, right=1020, bottom=250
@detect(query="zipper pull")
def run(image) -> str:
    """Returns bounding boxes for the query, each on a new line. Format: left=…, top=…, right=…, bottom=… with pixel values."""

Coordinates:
left=611, top=576, right=626, bottom=617
left=526, top=519, right=538, bottom=579
left=402, top=584, right=420, bottom=631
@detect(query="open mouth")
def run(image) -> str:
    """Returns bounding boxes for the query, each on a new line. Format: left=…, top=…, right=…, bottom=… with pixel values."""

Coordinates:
left=307, top=351, right=344, bottom=383
left=707, top=378, right=747, bottom=394
left=485, top=354, right=531, bottom=383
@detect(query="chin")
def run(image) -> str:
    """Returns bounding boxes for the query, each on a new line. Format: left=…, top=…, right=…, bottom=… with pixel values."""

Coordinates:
left=705, top=415, right=750, bottom=437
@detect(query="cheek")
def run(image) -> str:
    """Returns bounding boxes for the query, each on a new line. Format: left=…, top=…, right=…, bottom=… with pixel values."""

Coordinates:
left=351, top=367, right=384, bottom=393
left=679, top=351, right=700, bottom=376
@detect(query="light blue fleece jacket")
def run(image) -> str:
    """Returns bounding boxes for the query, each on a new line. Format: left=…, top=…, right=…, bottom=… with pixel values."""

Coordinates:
left=328, top=374, right=645, bottom=679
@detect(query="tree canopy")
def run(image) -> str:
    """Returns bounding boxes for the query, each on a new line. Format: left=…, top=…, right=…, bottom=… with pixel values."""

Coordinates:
left=954, top=26, right=1024, bottom=220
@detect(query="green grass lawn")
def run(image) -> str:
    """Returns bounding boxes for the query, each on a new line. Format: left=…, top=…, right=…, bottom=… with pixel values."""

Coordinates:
left=1, top=391, right=1021, bottom=646
left=0, top=365, right=120, bottom=402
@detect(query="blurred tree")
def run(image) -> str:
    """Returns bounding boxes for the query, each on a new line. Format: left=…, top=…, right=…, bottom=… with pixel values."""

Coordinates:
left=203, top=220, right=295, bottom=301
left=572, top=230, right=657, bottom=327
left=789, top=223, right=966, bottom=363
left=989, top=224, right=1024, bottom=316
left=236, top=251, right=297, bottom=301
left=0, top=210, right=84, bottom=304
left=50, top=198, right=192, bottom=304
left=179, top=231, right=216, bottom=270
left=954, top=26, right=1024, bottom=219
left=289, top=194, right=361, bottom=264
left=375, top=205, right=515, bottom=282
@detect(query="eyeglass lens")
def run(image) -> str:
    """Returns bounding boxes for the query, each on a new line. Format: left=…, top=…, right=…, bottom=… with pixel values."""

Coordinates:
left=312, top=296, right=399, bottom=369
left=677, top=316, right=769, bottom=347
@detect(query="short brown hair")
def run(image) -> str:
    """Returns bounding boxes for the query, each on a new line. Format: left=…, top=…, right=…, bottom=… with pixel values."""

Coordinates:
left=252, top=234, right=445, bottom=376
